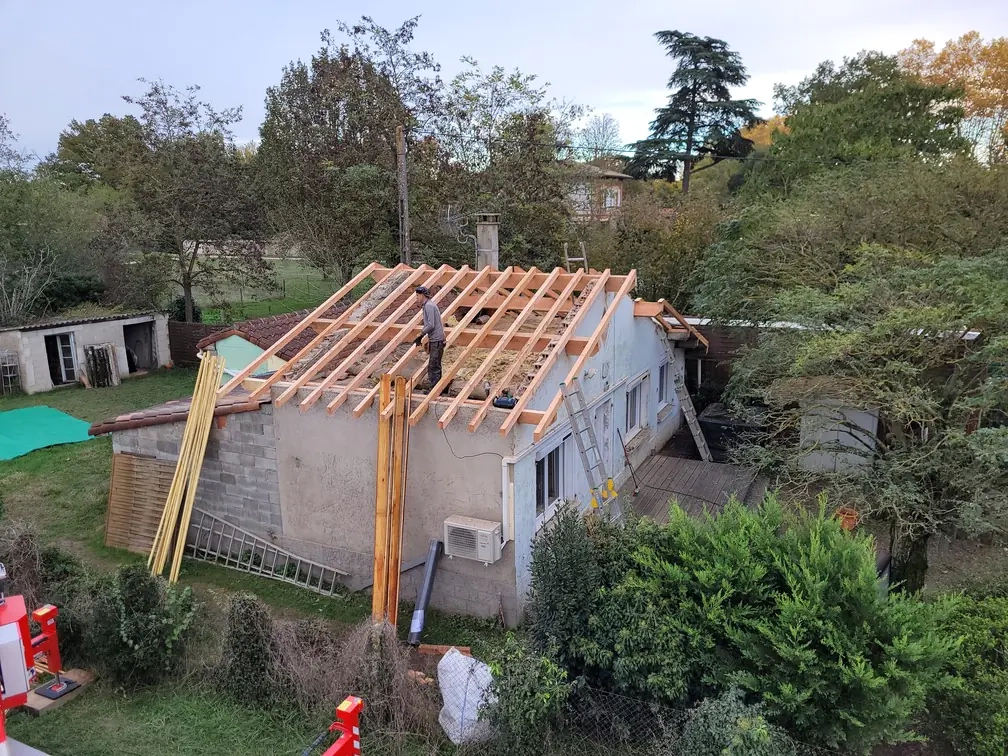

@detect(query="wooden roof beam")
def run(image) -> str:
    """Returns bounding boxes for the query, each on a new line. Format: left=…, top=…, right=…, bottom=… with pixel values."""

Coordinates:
left=533, top=272, right=638, bottom=441
left=274, top=265, right=426, bottom=407
left=438, top=268, right=564, bottom=430
left=218, top=262, right=380, bottom=397
left=633, top=299, right=663, bottom=318
left=379, top=268, right=516, bottom=421
left=299, top=266, right=452, bottom=411
left=349, top=268, right=496, bottom=419
left=366, top=265, right=628, bottom=292
left=661, top=299, right=708, bottom=348
left=409, top=268, right=540, bottom=427
left=323, top=321, right=587, bottom=354
left=467, top=270, right=586, bottom=433
left=498, top=270, right=612, bottom=437
left=325, top=265, right=473, bottom=415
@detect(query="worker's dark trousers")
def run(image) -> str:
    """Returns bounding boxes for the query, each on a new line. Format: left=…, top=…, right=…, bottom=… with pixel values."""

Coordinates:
left=427, top=340, right=445, bottom=388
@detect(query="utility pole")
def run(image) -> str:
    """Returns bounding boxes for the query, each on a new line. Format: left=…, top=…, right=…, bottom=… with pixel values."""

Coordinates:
left=396, top=125, right=411, bottom=265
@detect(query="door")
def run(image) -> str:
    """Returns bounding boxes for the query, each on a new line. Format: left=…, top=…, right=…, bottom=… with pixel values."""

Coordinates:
left=44, top=333, right=77, bottom=386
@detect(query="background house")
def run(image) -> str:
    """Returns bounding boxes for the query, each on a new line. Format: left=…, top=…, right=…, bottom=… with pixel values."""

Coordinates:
left=91, top=264, right=701, bottom=625
left=0, top=312, right=170, bottom=393
left=567, top=163, right=633, bottom=222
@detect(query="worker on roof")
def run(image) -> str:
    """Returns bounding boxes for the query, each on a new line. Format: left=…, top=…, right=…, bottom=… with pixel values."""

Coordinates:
left=414, top=286, right=445, bottom=390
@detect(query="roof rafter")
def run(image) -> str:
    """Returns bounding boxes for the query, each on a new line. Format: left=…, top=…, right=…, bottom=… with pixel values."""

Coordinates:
left=299, top=265, right=452, bottom=411
left=350, top=267, right=495, bottom=419
left=498, top=270, right=612, bottom=437
left=326, top=265, right=473, bottom=416
left=217, top=262, right=380, bottom=397
left=274, top=265, right=427, bottom=407
left=437, top=267, right=564, bottom=430
left=532, top=271, right=638, bottom=441
left=466, top=269, right=585, bottom=433
left=408, top=267, right=539, bottom=426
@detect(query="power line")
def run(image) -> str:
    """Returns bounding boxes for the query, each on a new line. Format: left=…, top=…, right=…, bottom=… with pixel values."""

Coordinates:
left=410, top=128, right=952, bottom=166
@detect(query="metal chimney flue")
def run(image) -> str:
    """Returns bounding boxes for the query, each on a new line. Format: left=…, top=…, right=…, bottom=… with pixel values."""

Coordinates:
left=475, top=213, right=500, bottom=270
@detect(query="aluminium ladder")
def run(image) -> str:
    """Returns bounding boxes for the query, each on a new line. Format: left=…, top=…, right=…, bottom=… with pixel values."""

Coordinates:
left=561, top=378, right=622, bottom=521
left=657, top=333, right=713, bottom=462
left=563, top=242, right=588, bottom=272
left=185, top=507, right=348, bottom=596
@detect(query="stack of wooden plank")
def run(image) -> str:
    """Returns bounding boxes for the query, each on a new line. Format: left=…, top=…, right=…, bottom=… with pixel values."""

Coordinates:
left=372, top=374, right=410, bottom=626
left=148, top=353, right=225, bottom=582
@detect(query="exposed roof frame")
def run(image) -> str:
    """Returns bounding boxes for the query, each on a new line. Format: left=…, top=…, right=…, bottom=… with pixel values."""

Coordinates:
left=325, top=265, right=473, bottom=416
left=466, top=269, right=586, bottom=433
left=349, top=267, right=493, bottom=419
left=532, top=271, right=638, bottom=441
left=408, top=267, right=540, bottom=426
left=274, top=265, right=428, bottom=407
left=498, top=270, right=612, bottom=437
left=218, top=262, right=380, bottom=396
left=299, top=266, right=451, bottom=411
left=437, top=267, right=564, bottom=430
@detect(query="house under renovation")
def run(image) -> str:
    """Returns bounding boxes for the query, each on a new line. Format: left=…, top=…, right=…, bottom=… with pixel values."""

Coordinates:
left=91, top=262, right=707, bottom=624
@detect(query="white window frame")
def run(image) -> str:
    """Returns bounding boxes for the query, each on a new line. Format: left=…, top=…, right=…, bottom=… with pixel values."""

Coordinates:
left=657, top=361, right=670, bottom=408
left=625, top=375, right=646, bottom=439
left=535, top=434, right=572, bottom=530
left=603, top=186, right=620, bottom=209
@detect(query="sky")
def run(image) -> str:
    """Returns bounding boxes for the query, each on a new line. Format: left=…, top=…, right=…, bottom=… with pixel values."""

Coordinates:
left=2, top=0, right=1007, bottom=158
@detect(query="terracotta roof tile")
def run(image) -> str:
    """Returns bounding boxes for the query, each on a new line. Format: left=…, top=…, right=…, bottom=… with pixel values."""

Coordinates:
left=195, top=299, right=352, bottom=361
left=88, top=391, right=268, bottom=436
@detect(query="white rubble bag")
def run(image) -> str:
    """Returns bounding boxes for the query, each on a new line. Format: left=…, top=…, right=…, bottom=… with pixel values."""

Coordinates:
left=437, top=647, right=496, bottom=744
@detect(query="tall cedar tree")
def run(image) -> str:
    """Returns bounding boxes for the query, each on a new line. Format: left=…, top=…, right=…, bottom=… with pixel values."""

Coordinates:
left=629, top=31, right=759, bottom=191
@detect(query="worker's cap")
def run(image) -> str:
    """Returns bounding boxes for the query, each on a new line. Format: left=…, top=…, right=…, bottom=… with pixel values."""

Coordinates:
left=415, top=286, right=431, bottom=297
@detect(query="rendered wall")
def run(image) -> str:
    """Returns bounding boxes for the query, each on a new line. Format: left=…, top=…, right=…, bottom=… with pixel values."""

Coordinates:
left=272, top=388, right=521, bottom=624
left=16, top=314, right=170, bottom=393
left=508, top=292, right=685, bottom=604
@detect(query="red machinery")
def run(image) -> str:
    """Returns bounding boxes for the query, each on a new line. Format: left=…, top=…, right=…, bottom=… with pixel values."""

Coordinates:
left=0, top=564, right=74, bottom=755
left=301, top=696, right=363, bottom=756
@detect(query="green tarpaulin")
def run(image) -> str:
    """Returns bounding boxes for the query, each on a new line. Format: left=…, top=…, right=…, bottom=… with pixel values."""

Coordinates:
left=0, top=406, right=92, bottom=461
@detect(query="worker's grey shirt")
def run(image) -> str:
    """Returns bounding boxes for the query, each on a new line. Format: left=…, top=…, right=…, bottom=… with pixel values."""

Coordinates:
left=420, top=299, right=445, bottom=342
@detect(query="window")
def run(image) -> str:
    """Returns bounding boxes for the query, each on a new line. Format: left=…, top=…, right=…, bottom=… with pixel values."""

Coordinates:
left=658, top=362, right=670, bottom=407
left=626, top=380, right=643, bottom=435
left=603, top=186, right=620, bottom=209
left=535, top=435, right=570, bottom=528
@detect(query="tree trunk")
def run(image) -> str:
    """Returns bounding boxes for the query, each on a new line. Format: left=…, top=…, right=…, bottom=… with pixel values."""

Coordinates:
left=183, top=283, right=195, bottom=323
left=889, top=525, right=929, bottom=594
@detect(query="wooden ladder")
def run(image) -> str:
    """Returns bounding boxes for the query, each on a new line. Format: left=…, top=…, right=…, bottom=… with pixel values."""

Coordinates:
left=561, top=377, right=622, bottom=521
left=563, top=241, right=588, bottom=272
left=185, top=507, right=348, bottom=595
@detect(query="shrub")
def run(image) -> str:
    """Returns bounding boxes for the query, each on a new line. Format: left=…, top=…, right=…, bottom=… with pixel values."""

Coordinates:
left=675, top=689, right=796, bottom=756
left=220, top=592, right=275, bottom=707
left=90, top=564, right=197, bottom=685
left=483, top=636, right=573, bottom=754
left=167, top=295, right=201, bottom=322
left=530, top=494, right=955, bottom=752
left=927, top=591, right=1008, bottom=755
left=44, top=274, right=104, bottom=312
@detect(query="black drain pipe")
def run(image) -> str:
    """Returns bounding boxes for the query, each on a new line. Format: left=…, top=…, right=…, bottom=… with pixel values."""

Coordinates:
left=408, top=539, right=442, bottom=645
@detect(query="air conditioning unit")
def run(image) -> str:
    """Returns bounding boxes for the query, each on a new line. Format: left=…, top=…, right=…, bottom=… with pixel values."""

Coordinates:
left=443, top=516, right=502, bottom=564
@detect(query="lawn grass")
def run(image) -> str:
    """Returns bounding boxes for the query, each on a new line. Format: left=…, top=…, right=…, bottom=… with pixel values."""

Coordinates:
left=0, top=369, right=197, bottom=558
left=6, top=683, right=322, bottom=756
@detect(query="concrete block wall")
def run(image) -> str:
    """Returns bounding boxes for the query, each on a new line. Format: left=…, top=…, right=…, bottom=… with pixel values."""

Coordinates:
left=111, top=404, right=280, bottom=534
